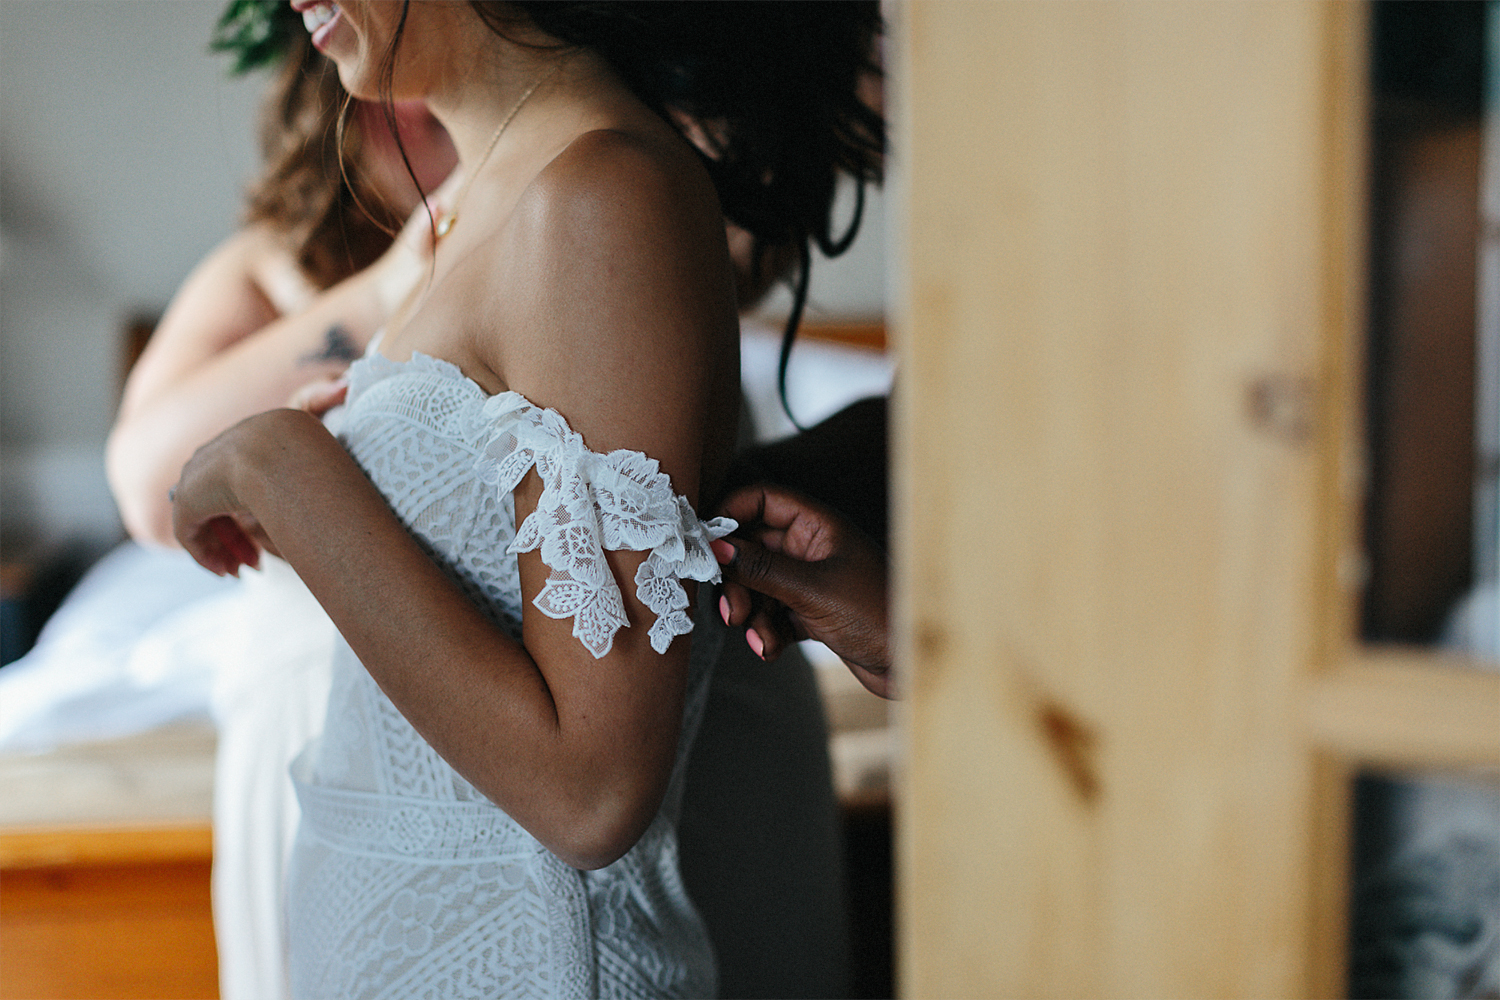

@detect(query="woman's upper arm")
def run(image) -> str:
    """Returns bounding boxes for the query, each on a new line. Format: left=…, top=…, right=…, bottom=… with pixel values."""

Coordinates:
left=495, top=131, right=738, bottom=499
left=116, top=227, right=284, bottom=421
left=481, top=132, right=738, bottom=838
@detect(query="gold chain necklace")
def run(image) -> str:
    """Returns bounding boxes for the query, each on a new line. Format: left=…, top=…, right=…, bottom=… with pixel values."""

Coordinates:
left=434, top=62, right=563, bottom=239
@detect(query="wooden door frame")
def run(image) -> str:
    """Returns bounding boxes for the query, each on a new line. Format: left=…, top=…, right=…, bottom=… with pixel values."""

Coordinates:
left=892, top=3, right=1500, bottom=996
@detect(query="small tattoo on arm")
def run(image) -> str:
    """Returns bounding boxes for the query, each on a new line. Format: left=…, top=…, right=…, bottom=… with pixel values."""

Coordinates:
left=299, top=325, right=361, bottom=366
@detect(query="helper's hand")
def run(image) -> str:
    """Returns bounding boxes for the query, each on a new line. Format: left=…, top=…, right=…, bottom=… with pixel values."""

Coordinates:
left=287, top=375, right=348, bottom=417
left=170, top=412, right=286, bottom=578
left=713, top=484, right=893, bottom=699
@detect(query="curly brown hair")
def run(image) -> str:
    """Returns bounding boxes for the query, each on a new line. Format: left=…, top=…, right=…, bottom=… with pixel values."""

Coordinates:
left=241, top=31, right=403, bottom=290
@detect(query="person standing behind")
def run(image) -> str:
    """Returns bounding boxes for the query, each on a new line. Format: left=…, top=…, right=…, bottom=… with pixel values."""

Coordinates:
left=109, top=13, right=459, bottom=997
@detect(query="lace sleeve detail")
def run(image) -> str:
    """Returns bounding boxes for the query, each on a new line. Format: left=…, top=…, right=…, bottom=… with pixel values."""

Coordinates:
left=473, top=394, right=735, bottom=659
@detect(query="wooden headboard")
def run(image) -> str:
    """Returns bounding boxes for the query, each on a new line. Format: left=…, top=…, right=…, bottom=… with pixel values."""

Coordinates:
left=798, top=320, right=886, bottom=353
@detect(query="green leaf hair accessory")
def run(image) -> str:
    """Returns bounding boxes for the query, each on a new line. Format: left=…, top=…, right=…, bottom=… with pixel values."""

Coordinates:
left=211, top=0, right=301, bottom=76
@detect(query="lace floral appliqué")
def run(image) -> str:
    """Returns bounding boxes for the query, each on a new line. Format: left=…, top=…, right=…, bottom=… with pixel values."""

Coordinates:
left=474, top=395, right=734, bottom=659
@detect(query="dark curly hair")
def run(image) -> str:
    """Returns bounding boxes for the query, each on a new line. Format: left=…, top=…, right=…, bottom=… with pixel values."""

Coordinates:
left=377, top=1, right=886, bottom=423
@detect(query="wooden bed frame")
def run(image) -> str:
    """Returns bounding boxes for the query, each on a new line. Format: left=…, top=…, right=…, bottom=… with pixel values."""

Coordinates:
left=0, top=724, right=218, bottom=999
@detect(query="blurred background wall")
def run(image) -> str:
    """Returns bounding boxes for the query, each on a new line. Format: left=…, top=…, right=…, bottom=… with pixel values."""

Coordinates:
left=2, top=1, right=262, bottom=547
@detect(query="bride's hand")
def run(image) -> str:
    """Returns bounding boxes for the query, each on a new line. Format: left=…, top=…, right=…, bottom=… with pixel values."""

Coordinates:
left=170, top=414, right=283, bottom=577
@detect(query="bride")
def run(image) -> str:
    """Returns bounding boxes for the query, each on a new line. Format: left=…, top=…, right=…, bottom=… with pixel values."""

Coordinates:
left=170, top=2, right=882, bottom=997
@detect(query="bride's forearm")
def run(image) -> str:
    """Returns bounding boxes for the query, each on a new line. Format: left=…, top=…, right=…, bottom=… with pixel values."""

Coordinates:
left=175, top=408, right=685, bottom=869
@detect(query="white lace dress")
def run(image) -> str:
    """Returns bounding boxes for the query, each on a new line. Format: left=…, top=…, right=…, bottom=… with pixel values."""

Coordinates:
left=284, top=348, right=734, bottom=999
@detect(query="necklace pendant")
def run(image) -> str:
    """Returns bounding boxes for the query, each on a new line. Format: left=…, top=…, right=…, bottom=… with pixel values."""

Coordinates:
left=429, top=63, right=559, bottom=247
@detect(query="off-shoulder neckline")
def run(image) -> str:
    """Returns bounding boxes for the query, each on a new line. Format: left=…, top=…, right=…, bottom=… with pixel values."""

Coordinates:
left=346, top=346, right=627, bottom=464
left=355, top=346, right=511, bottom=397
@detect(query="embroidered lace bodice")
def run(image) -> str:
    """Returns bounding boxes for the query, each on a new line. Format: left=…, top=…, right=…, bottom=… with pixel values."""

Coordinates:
left=286, top=348, right=733, bottom=999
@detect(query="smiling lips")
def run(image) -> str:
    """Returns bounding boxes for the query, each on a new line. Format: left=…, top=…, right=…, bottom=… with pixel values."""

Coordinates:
left=301, top=2, right=336, bottom=33
left=298, top=1, right=340, bottom=50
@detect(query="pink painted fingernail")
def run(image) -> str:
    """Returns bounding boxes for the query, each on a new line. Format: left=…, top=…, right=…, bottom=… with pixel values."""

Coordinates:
left=711, top=539, right=735, bottom=564
left=719, top=595, right=731, bottom=625
left=746, top=629, right=765, bottom=660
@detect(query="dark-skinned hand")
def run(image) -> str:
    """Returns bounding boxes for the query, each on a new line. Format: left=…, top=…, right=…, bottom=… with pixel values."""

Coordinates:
left=712, top=483, right=893, bottom=699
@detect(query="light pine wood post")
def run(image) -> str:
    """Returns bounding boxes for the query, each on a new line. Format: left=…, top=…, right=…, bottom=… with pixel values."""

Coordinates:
left=893, top=3, right=1371, bottom=996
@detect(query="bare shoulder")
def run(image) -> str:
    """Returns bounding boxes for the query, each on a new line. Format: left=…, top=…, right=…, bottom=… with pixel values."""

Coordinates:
left=515, top=127, right=724, bottom=268
left=174, top=223, right=311, bottom=320
left=490, top=126, right=736, bottom=386
left=120, top=225, right=289, bottom=413
left=180, top=224, right=280, bottom=289
left=240, top=223, right=319, bottom=314
left=480, top=126, right=739, bottom=486
left=542, top=126, right=716, bottom=208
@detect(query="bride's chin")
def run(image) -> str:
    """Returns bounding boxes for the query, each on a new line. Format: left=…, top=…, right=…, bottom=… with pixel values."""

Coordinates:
left=329, top=53, right=385, bottom=104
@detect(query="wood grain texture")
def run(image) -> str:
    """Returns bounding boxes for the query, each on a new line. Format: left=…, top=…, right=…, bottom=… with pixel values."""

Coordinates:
left=893, top=3, right=1365, bottom=996
left=0, top=822, right=213, bottom=869
left=800, top=321, right=887, bottom=352
left=0, top=859, right=219, bottom=999
left=1309, top=653, right=1500, bottom=769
